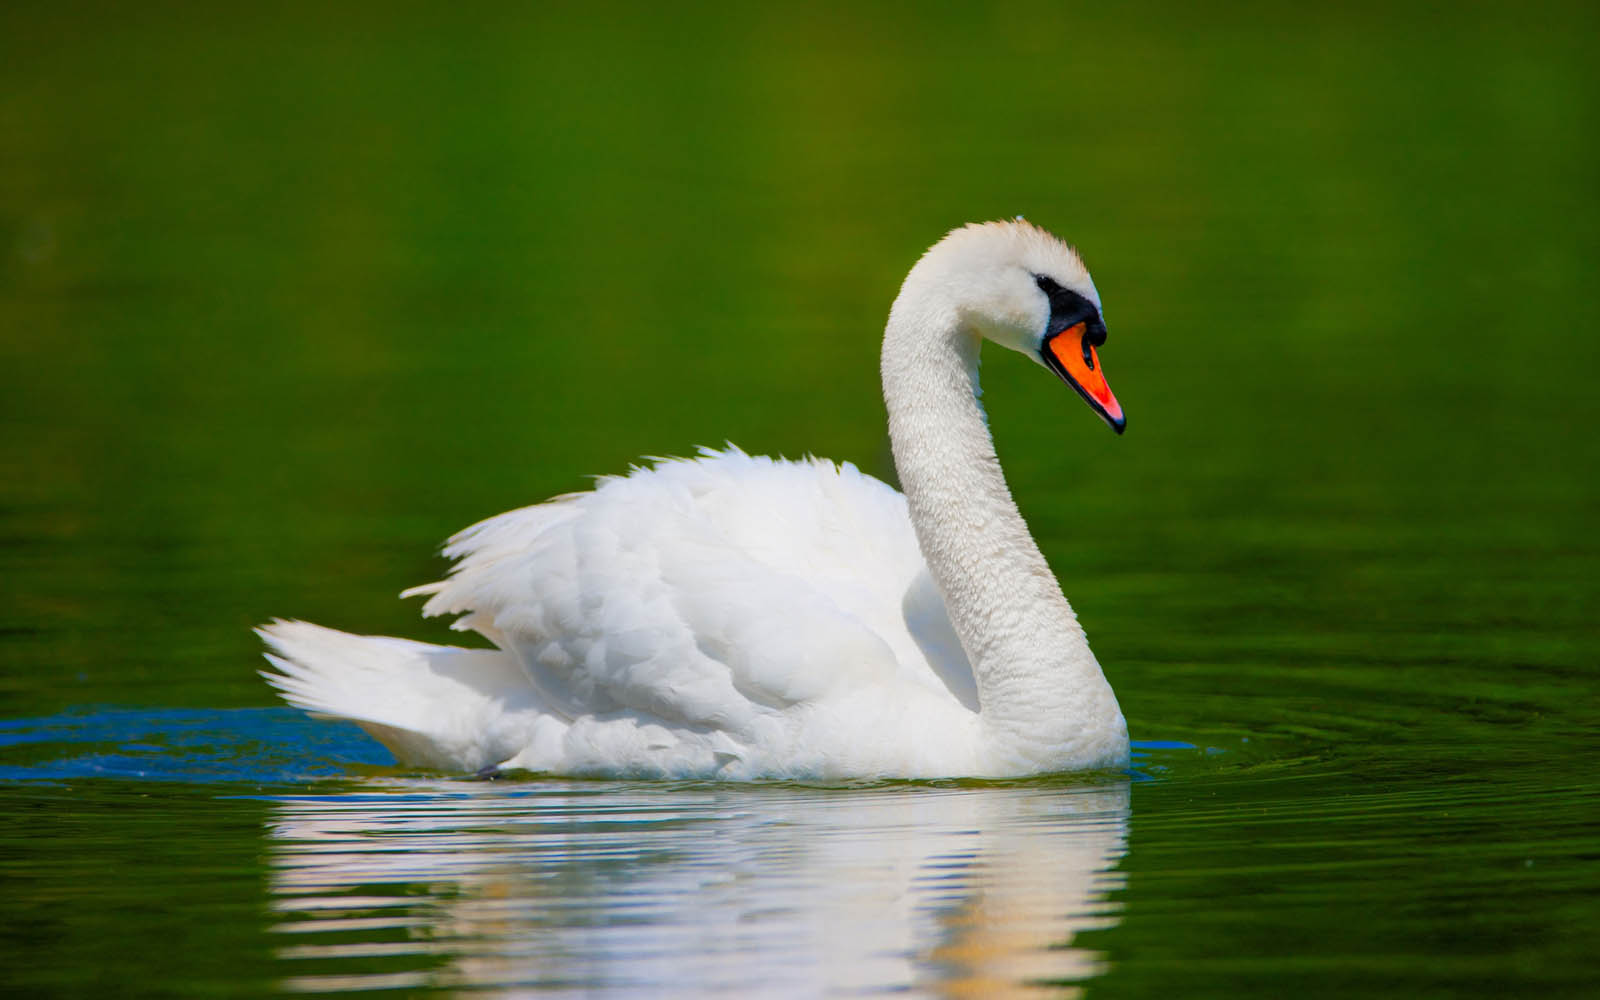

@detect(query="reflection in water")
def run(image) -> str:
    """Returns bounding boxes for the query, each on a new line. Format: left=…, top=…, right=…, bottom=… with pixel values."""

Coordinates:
left=266, top=781, right=1129, bottom=997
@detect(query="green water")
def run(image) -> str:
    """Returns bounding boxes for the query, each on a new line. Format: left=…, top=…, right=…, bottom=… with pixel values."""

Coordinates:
left=2, top=2, right=1596, bottom=996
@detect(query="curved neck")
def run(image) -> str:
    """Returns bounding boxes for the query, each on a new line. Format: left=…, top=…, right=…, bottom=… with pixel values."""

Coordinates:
left=881, top=300, right=1124, bottom=769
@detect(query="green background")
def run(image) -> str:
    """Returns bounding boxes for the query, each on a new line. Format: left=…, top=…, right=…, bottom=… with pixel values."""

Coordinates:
left=2, top=1, right=1595, bottom=996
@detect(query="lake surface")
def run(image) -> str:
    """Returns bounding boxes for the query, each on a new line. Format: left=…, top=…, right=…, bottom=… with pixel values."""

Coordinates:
left=2, top=2, right=1596, bottom=997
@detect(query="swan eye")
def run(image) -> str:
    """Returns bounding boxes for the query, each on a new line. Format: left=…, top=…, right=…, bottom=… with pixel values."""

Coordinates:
left=1032, top=274, right=1105, bottom=345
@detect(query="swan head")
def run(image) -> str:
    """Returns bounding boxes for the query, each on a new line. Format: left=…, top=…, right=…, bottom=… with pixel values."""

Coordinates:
left=896, top=219, right=1125, bottom=433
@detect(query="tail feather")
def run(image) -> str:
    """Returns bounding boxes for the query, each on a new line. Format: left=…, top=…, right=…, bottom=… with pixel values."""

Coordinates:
left=258, top=619, right=554, bottom=773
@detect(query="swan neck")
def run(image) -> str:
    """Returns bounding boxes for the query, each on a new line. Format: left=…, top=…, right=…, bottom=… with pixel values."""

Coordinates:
left=881, top=302, right=1124, bottom=768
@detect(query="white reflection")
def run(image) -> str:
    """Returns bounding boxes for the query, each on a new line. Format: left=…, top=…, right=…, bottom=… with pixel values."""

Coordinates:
left=266, top=779, right=1129, bottom=997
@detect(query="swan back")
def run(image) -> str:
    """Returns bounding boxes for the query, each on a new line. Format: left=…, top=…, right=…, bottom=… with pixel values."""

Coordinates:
left=401, top=448, right=987, bottom=777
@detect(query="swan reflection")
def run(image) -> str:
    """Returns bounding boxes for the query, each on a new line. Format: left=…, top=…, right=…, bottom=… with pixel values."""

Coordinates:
left=266, top=780, right=1129, bottom=997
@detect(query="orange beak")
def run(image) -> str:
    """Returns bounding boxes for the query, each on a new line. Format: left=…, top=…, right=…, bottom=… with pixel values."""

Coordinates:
left=1043, top=322, right=1125, bottom=433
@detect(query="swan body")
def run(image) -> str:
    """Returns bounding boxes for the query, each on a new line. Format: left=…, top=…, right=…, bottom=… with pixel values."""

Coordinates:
left=262, top=219, right=1130, bottom=779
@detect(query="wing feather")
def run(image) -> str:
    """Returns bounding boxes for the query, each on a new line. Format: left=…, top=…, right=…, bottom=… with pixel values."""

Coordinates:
left=406, top=448, right=973, bottom=744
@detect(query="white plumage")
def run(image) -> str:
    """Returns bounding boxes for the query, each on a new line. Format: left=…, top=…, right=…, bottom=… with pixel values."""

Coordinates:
left=262, top=220, right=1130, bottom=779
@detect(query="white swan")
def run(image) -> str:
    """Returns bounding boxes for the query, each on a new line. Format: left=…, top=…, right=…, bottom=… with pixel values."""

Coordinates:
left=261, top=219, right=1130, bottom=779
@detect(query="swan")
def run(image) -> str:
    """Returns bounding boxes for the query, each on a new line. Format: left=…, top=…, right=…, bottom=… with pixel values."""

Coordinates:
left=261, top=219, right=1130, bottom=779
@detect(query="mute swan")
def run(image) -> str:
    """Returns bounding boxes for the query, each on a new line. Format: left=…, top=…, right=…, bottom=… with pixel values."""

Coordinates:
left=261, top=219, right=1129, bottom=779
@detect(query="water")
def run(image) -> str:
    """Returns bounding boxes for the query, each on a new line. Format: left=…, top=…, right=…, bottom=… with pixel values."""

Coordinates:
left=3, top=713, right=1590, bottom=997
left=3, top=2, right=1597, bottom=996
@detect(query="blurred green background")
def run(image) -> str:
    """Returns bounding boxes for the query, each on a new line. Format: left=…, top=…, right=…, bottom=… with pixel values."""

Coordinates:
left=3, top=1, right=1598, bottom=996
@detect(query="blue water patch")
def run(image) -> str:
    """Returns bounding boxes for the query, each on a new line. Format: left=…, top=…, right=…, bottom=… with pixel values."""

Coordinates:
left=1128, top=738, right=1202, bottom=781
left=1134, top=739, right=1201, bottom=751
left=0, top=707, right=392, bottom=784
left=0, top=710, right=1203, bottom=787
left=0, top=708, right=1204, bottom=786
